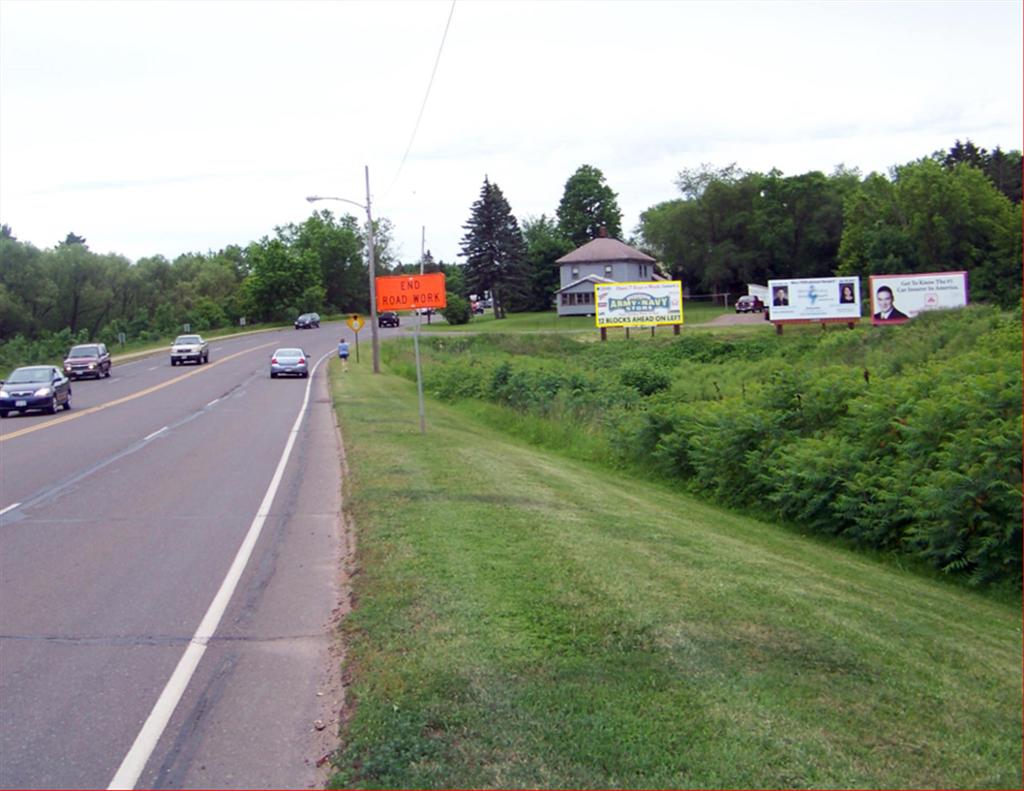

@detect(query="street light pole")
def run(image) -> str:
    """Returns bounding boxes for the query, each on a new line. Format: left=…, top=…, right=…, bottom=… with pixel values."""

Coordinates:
left=306, top=165, right=380, bottom=373
left=363, top=166, right=380, bottom=374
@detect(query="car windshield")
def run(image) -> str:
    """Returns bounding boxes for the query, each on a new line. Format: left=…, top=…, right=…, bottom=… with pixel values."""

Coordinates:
left=6, top=367, right=54, bottom=384
left=68, top=346, right=99, bottom=358
left=175, top=336, right=201, bottom=344
left=274, top=349, right=303, bottom=357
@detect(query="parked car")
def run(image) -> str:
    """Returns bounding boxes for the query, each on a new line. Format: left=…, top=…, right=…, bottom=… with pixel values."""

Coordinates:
left=270, top=348, right=309, bottom=378
left=471, top=301, right=485, bottom=315
left=378, top=311, right=400, bottom=328
left=170, top=334, right=209, bottom=366
left=63, top=343, right=111, bottom=379
left=1, top=365, right=72, bottom=417
left=735, top=295, right=765, bottom=313
left=294, top=312, right=320, bottom=329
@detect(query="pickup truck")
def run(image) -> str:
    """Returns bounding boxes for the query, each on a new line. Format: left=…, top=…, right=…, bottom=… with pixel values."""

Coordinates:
left=170, top=334, right=209, bottom=366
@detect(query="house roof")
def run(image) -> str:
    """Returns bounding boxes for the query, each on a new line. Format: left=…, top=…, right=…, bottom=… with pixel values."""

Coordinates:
left=556, top=236, right=656, bottom=265
left=554, top=275, right=615, bottom=294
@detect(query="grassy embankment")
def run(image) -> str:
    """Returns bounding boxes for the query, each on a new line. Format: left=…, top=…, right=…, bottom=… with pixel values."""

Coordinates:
left=326, top=338, right=1022, bottom=789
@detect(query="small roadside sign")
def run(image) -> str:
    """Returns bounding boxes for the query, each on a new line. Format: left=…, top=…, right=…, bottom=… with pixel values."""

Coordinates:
left=346, top=314, right=364, bottom=332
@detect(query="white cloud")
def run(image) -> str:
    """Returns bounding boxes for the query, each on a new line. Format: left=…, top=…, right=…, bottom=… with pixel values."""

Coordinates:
left=1, top=0, right=1020, bottom=263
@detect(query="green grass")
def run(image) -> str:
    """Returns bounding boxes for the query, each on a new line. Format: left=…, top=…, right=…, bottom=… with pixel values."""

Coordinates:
left=423, top=303, right=731, bottom=333
left=328, top=357, right=1022, bottom=789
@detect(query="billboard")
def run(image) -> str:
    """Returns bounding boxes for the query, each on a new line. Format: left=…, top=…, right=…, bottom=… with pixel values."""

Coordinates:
left=767, top=277, right=862, bottom=321
left=868, top=271, right=968, bottom=325
left=595, top=281, right=684, bottom=328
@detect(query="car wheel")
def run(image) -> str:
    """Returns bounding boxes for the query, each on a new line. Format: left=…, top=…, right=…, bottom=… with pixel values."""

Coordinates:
left=64, top=393, right=72, bottom=411
left=0, top=410, right=7, bottom=418
left=271, top=372, right=277, bottom=378
left=105, top=366, right=111, bottom=377
left=204, top=353, right=209, bottom=363
left=47, top=397, right=58, bottom=415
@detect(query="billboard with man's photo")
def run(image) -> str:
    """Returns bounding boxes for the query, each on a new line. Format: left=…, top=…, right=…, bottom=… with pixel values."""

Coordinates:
left=869, top=272, right=969, bottom=325
left=767, top=277, right=862, bottom=322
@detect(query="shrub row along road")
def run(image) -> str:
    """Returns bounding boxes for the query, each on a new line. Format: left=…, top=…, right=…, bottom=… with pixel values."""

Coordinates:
left=0, top=322, right=391, bottom=789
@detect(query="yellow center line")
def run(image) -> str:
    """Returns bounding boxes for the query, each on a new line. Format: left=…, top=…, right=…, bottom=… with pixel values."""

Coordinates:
left=0, top=342, right=278, bottom=443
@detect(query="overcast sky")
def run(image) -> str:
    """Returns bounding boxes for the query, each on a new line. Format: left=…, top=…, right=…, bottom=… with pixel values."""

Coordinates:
left=1, top=0, right=1020, bottom=265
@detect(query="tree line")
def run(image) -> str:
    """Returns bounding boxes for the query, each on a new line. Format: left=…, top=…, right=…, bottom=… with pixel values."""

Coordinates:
left=1, top=139, right=1020, bottom=349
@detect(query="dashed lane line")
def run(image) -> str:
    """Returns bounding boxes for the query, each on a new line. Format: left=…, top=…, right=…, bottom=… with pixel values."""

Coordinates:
left=0, top=343, right=277, bottom=444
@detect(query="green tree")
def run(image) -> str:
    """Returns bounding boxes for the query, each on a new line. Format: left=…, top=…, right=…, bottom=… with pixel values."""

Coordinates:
left=243, top=237, right=325, bottom=321
left=556, top=164, right=623, bottom=246
left=517, top=215, right=572, bottom=312
left=838, top=158, right=1021, bottom=307
left=280, top=210, right=365, bottom=312
left=459, top=177, right=528, bottom=319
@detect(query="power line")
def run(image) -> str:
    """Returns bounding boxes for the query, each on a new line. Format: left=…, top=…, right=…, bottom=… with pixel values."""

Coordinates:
left=382, top=0, right=456, bottom=197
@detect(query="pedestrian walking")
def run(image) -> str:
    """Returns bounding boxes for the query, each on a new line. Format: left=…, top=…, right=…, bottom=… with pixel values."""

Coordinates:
left=338, top=338, right=350, bottom=371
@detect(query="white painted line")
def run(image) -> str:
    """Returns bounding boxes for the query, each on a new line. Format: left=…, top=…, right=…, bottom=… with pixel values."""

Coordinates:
left=143, top=427, right=168, bottom=441
left=206, top=398, right=220, bottom=408
left=107, top=350, right=331, bottom=790
left=0, top=502, right=21, bottom=517
left=147, top=366, right=159, bottom=371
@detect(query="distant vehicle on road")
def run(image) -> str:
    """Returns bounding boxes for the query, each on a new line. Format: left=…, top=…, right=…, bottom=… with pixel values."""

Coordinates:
left=294, top=312, right=320, bottom=329
left=735, top=295, right=765, bottom=313
left=63, top=343, right=111, bottom=379
left=378, top=311, right=400, bottom=328
left=171, top=335, right=209, bottom=366
left=1, top=365, right=72, bottom=417
left=270, top=348, right=309, bottom=378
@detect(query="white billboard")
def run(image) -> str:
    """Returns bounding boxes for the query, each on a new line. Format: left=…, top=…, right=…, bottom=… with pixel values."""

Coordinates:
left=595, top=281, right=684, bottom=327
left=767, top=277, right=862, bottom=321
left=868, top=271, right=968, bottom=325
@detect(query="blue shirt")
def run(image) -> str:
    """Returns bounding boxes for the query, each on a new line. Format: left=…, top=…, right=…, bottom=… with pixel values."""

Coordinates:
left=338, top=341, right=350, bottom=357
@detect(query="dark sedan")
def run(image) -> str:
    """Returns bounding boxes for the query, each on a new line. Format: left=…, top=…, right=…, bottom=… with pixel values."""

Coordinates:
left=1, top=366, right=72, bottom=417
left=294, top=312, right=321, bottom=329
left=378, top=311, right=400, bottom=328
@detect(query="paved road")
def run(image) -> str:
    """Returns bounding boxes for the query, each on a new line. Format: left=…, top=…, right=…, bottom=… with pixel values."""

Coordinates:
left=0, top=323, right=386, bottom=789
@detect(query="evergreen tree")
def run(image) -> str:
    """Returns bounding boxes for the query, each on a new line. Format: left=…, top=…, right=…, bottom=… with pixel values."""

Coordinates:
left=459, top=177, right=527, bottom=319
left=556, top=164, right=623, bottom=246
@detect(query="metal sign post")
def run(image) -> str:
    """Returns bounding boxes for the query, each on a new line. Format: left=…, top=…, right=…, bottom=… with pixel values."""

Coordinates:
left=346, top=314, right=365, bottom=363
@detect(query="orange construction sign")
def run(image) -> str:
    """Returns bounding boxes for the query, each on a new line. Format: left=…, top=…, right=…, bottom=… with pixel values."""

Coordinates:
left=375, top=273, right=447, bottom=312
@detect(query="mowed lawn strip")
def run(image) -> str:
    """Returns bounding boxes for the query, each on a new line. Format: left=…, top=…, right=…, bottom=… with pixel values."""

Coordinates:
left=328, top=357, right=1021, bottom=789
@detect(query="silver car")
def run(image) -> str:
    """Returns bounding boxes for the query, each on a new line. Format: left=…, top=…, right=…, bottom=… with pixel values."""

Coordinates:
left=270, top=348, right=309, bottom=378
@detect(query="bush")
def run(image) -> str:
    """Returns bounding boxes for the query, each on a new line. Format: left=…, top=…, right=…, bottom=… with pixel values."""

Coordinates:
left=383, top=308, right=1023, bottom=586
left=441, top=294, right=471, bottom=325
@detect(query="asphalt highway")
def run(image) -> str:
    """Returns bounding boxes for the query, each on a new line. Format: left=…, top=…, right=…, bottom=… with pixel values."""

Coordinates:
left=0, top=322, right=390, bottom=789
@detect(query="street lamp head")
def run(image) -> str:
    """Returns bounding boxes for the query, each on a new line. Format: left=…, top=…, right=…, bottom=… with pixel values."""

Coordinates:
left=306, top=196, right=320, bottom=203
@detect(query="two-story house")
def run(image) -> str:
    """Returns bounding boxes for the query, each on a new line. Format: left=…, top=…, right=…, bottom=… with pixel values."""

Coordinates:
left=554, top=229, right=661, bottom=317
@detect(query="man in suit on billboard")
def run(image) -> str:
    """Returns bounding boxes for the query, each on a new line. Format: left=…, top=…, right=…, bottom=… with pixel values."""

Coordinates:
left=873, top=285, right=908, bottom=321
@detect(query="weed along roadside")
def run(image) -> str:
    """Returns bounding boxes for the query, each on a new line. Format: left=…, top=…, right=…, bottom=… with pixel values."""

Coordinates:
left=324, top=312, right=1022, bottom=790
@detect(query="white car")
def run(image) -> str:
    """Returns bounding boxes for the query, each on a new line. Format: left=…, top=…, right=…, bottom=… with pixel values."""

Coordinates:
left=170, top=334, right=209, bottom=366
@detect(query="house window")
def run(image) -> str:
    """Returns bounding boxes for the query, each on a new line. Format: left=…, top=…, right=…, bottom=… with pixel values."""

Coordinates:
left=561, top=293, right=569, bottom=305
left=572, top=266, right=579, bottom=278
left=604, top=265, right=613, bottom=276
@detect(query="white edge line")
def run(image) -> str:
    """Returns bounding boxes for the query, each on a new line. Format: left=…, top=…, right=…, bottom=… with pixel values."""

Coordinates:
left=107, top=349, right=333, bottom=790
left=143, top=427, right=168, bottom=441
left=206, top=398, right=220, bottom=408
left=0, top=502, right=21, bottom=517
